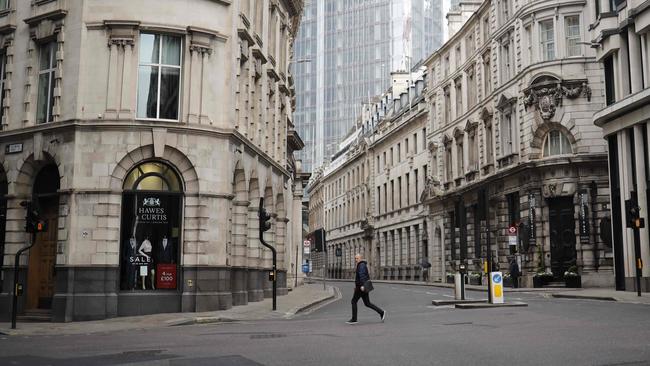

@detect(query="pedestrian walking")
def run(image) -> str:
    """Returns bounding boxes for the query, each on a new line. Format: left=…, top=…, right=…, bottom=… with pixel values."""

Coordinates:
left=509, top=257, right=520, bottom=288
left=421, top=257, right=432, bottom=282
left=347, top=254, right=386, bottom=324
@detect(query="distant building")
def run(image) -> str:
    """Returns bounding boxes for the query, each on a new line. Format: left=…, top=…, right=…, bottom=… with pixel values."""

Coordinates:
left=308, top=0, right=615, bottom=289
left=424, top=0, right=611, bottom=287
left=293, top=0, right=445, bottom=174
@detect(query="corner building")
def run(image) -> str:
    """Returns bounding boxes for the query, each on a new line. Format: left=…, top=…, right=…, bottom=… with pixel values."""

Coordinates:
left=0, top=0, right=306, bottom=321
left=423, top=0, right=613, bottom=286
left=591, top=0, right=650, bottom=291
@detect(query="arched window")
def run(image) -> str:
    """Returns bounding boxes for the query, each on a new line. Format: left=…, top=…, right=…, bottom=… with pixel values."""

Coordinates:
left=120, top=161, right=182, bottom=292
left=543, top=130, right=572, bottom=157
left=123, top=161, right=181, bottom=192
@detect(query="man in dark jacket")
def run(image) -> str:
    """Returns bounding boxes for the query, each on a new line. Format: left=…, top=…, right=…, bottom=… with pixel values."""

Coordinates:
left=347, top=254, right=386, bottom=324
left=509, top=258, right=520, bottom=288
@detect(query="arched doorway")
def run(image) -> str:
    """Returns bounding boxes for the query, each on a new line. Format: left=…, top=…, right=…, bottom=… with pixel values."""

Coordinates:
left=119, top=161, right=183, bottom=292
left=26, top=164, right=60, bottom=310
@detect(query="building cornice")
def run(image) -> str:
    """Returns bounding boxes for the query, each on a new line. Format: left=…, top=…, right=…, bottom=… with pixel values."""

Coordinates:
left=0, top=119, right=291, bottom=178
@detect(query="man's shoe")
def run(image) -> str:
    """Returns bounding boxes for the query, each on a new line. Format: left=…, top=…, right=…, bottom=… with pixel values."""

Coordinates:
left=381, top=311, right=386, bottom=322
left=346, top=319, right=358, bottom=325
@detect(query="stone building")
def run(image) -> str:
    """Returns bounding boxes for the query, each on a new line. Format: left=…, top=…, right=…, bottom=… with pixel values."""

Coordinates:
left=308, top=69, right=431, bottom=281
left=591, top=0, right=650, bottom=291
left=423, top=0, right=613, bottom=287
left=319, top=128, right=372, bottom=279
left=0, top=0, right=306, bottom=322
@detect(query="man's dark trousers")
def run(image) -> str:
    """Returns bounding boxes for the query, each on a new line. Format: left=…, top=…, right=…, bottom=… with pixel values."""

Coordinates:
left=351, top=288, right=383, bottom=321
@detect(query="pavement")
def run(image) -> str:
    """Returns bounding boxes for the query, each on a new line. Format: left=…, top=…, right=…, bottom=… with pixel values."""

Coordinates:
left=316, top=277, right=650, bottom=305
left=0, top=283, right=338, bottom=337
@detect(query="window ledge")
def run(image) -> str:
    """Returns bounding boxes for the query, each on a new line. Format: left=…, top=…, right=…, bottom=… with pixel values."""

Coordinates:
left=497, top=153, right=518, bottom=168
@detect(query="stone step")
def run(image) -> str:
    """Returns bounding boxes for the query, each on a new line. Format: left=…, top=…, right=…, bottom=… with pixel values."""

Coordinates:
left=18, top=309, right=52, bottom=322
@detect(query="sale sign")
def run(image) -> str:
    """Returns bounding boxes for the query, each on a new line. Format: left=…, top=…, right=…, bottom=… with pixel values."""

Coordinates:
left=156, top=263, right=177, bottom=289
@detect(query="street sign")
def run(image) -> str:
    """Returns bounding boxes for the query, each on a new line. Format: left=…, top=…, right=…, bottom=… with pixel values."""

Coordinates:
left=304, top=247, right=310, bottom=255
left=303, top=240, right=311, bottom=247
left=302, top=264, right=309, bottom=273
left=490, top=271, right=504, bottom=304
left=508, top=235, right=518, bottom=246
left=507, top=225, right=517, bottom=235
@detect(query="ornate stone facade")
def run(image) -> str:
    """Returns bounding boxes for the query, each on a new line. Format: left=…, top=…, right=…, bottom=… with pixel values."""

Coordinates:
left=0, top=0, right=306, bottom=321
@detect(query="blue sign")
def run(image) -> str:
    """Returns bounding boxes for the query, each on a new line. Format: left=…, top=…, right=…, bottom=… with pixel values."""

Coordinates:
left=302, top=264, right=309, bottom=273
left=492, top=273, right=502, bottom=283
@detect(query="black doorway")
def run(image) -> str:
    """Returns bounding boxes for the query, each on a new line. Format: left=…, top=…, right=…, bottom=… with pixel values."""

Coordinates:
left=548, top=197, right=577, bottom=279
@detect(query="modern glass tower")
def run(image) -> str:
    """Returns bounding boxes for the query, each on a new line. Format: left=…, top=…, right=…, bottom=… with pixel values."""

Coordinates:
left=293, top=0, right=445, bottom=173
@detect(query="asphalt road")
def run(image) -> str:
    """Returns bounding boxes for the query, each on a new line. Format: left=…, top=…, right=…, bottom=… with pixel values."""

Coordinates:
left=1, top=283, right=650, bottom=366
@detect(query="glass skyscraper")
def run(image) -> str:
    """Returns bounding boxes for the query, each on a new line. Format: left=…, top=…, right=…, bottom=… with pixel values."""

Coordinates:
left=293, top=0, right=445, bottom=173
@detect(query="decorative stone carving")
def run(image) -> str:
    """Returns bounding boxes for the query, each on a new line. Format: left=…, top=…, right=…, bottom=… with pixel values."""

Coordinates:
left=104, top=20, right=139, bottom=49
left=421, top=175, right=443, bottom=202
left=523, top=76, right=592, bottom=121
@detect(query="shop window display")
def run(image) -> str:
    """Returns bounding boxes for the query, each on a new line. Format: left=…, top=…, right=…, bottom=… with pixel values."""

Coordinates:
left=120, top=162, right=182, bottom=291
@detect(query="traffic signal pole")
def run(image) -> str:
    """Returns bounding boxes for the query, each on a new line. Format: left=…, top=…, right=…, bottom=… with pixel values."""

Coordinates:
left=11, top=231, right=36, bottom=329
left=12, top=201, right=43, bottom=329
left=258, top=197, right=277, bottom=310
left=626, top=191, right=644, bottom=297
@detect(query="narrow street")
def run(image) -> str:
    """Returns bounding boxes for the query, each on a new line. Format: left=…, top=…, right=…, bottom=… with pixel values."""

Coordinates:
left=2, top=283, right=650, bottom=366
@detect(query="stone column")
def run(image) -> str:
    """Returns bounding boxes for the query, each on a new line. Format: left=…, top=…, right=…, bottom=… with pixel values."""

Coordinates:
left=635, top=125, right=650, bottom=277
left=628, top=25, right=643, bottom=94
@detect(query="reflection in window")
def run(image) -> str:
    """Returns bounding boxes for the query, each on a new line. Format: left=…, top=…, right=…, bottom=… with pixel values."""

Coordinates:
left=37, top=42, right=56, bottom=124
left=543, top=130, right=572, bottom=157
left=540, top=20, right=555, bottom=61
left=137, top=33, right=182, bottom=120
left=565, top=16, right=581, bottom=57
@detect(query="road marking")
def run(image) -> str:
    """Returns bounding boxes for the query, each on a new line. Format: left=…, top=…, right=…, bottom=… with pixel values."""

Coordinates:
left=442, top=294, right=454, bottom=298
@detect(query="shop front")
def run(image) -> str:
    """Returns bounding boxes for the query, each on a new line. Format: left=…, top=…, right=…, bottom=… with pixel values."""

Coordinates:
left=117, top=161, right=183, bottom=316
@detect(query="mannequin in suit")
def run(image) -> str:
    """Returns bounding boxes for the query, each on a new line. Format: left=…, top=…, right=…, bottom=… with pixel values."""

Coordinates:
left=155, top=236, right=175, bottom=264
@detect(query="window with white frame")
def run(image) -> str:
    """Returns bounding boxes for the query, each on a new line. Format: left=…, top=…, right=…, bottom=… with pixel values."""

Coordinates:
left=484, top=117, right=494, bottom=165
left=500, top=108, right=516, bottom=156
left=456, top=136, right=464, bottom=176
left=500, top=39, right=511, bottom=83
left=445, top=143, right=453, bottom=182
left=483, top=52, right=492, bottom=95
left=565, top=16, right=581, bottom=57
left=137, top=33, right=182, bottom=120
left=543, top=130, right=572, bottom=156
left=540, top=20, right=555, bottom=61
left=444, top=85, right=451, bottom=124
left=37, top=42, right=57, bottom=124
left=501, top=0, right=511, bottom=24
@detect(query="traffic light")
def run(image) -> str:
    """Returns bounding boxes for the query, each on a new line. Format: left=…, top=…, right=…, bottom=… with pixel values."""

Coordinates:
left=625, top=191, right=644, bottom=229
left=22, top=201, right=47, bottom=233
left=259, top=206, right=272, bottom=233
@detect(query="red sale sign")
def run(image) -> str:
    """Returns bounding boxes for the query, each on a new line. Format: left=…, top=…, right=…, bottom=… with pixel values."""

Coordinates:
left=156, top=264, right=177, bottom=289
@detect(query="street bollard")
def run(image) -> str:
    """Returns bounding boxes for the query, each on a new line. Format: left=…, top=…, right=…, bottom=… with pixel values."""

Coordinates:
left=454, top=273, right=464, bottom=300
